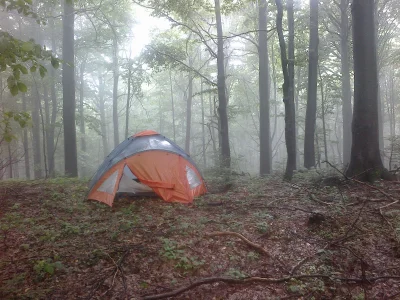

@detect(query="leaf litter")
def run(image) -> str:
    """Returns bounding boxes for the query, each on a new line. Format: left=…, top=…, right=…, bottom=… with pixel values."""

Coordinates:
left=0, top=173, right=400, bottom=299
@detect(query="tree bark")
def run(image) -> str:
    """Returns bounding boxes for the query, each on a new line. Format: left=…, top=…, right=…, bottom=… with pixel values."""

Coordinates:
left=98, top=75, right=109, bottom=158
left=169, top=69, right=176, bottom=142
left=185, top=58, right=193, bottom=154
left=32, top=86, right=42, bottom=179
left=112, top=37, right=120, bottom=147
left=62, top=0, right=78, bottom=177
left=214, top=0, right=231, bottom=169
left=48, top=18, right=58, bottom=177
left=125, top=60, right=132, bottom=138
left=319, top=68, right=328, bottom=162
left=304, top=0, right=319, bottom=169
left=79, top=58, right=87, bottom=176
left=21, top=93, right=30, bottom=179
left=340, top=0, right=352, bottom=167
left=201, top=79, right=206, bottom=168
left=275, top=0, right=296, bottom=180
left=345, top=0, right=387, bottom=180
left=259, top=0, right=271, bottom=175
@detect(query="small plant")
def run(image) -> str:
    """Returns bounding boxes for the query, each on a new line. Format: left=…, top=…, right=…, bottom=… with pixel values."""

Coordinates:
left=256, top=222, right=269, bottom=234
left=33, top=259, right=64, bottom=281
left=61, top=222, right=80, bottom=235
left=159, top=238, right=204, bottom=271
left=225, top=268, right=247, bottom=279
left=247, top=251, right=260, bottom=260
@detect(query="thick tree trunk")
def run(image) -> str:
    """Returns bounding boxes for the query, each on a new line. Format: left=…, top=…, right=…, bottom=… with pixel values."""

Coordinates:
left=98, top=75, right=109, bottom=158
left=62, top=0, right=78, bottom=177
left=304, top=0, right=319, bottom=169
left=214, top=0, right=231, bottom=169
left=21, top=93, right=30, bottom=179
left=340, top=0, right=352, bottom=167
left=112, top=37, right=120, bottom=147
left=275, top=0, right=296, bottom=180
left=32, top=87, right=42, bottom=179
left=259, top=0, right=271, bottom=175
left=346, top=0, right=387, bottom=180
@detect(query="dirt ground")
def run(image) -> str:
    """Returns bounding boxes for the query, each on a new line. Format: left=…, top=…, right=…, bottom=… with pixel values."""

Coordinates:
left=1, top=172, right=400, bottom=299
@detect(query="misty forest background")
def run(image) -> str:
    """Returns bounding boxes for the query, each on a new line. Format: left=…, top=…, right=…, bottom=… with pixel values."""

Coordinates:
left=1, top=0, right=400, bottom=181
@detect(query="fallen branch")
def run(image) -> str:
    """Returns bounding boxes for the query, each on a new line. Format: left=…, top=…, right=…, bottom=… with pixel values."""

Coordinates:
left=141, top=274, right=400, bottom=300
left=205, top=231, right=270, bottom=256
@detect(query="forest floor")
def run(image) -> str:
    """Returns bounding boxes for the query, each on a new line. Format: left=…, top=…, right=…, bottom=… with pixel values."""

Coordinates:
left=1, top=170, right=400, bottom=300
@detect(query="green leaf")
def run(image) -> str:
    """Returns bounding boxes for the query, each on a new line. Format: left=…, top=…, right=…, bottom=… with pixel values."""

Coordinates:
left=10, top=84, right=18, bottom=96
left=17, top=82, right=27, bottom=93
left=30, top=65, right=37, bottom=73
left=51, top=56, right=59, bottom=69
left=19, top=65, right=28, bottom=74
left=39, top=65, right=46, bottom=78
left=21, top=41, right=33, bottom=52
left=43, top=263, right=54, bottom=275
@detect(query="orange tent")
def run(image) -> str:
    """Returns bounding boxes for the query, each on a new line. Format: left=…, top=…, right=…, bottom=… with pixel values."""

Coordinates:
left=87, top=130, right=207, bottom=206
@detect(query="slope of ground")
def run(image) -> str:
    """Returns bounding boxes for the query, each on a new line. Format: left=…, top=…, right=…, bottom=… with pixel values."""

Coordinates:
left=1, top=173, right=400, bottom=299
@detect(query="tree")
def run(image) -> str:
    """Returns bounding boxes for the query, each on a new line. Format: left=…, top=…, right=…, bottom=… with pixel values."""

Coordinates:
left=275, top=0, right=296, bottom=180
left=215, top=0, right=231, bottom=168
left=345, top=0, right=390, bottom=180
left=304, top=0, right=319, bottom=169
left=62, top=0, right=78, bottom=177
left=258, top=0, right=271, bottom=175
left=340, top=0, right=352, bottom=166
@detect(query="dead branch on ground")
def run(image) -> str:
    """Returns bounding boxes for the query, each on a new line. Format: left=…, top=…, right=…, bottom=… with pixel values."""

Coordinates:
left=205, top=231, right=270, bottom=257
left=141, top=274, right=400, bottom=300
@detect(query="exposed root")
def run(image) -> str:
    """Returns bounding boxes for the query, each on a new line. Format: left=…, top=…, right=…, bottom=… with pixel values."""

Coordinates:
left=141, top=274, right=400, bottom=300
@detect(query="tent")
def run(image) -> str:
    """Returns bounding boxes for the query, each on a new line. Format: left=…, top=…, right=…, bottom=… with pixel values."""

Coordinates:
left=87, top=130, right=207, bottom=206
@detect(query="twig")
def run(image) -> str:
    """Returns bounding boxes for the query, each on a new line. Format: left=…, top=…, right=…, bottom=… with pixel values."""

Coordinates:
left=205, top=231, right=270, bottom=257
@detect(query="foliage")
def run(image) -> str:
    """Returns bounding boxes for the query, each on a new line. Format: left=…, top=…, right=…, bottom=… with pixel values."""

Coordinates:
left=0, top=110, right=30, bottom=142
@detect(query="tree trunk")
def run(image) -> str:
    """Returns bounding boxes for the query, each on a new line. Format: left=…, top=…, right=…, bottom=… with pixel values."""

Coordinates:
left=201, top=79, right=206, bottom=168
left=98, top=75, right=109, bottom=158
left=319, top=68, right=328, bottom=162
left=39, top=87, right=48, bottom=178
left=185, top=59, right=193, bottom=154
left=295, top=66, right=301, bottom=167
left=214, top=0, right=231, bottom=168
left=32, top=86, right=42, bottom=179
left=62, top=0, right=78, bottom=177
left=21, top=93, right=30, bottom=179
left=169, top=69, right=176, bottom=142
left=79, top=58, right=87, bottom=176
left=275, top=0, right=296, bottom=180
left=7, top=142, right=12, bottom=179
left=346, top=0, right=387, bottom=180
left=112, top=37, right=120, bottom=147
left=304, top=0, right=319, bottom=169
left=340, top=0, right=352, bottom=167
left=259, top=0, right=271, bottom=175
left=48, top=19, right=58, bottom=177
left=125, top=60, right=132, bottom=138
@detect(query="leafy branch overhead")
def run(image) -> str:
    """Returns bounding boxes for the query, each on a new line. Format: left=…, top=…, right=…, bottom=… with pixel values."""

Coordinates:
left=0, top=1, right=60, bottom=96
